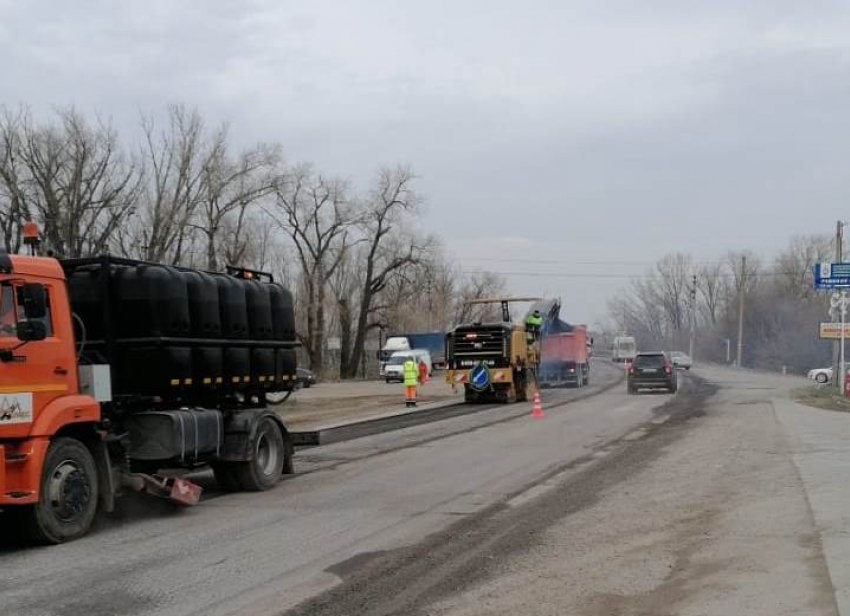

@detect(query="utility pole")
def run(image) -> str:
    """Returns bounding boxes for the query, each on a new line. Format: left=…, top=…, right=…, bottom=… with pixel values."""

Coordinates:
left=834, top=221, right=844, bottom=390
left=689, top=274, right=697, bottom=360
left=736, top=255, right=746, bottom=367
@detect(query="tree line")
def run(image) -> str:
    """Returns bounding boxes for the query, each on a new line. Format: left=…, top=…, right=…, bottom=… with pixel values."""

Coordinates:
left=607, top=235, right=834, bottom=373
left=0, top=105, right=504, bottom=378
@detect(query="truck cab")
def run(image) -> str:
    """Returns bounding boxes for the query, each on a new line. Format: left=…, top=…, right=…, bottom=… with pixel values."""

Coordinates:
left=0, top=253, right=102, bottom=541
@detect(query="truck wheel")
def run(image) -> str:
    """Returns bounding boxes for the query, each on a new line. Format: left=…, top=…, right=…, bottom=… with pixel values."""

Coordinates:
left=212, top=463, right=242, bottom=492
left=25, top=437, right=99, bottom=544
left=236, top=417, right=285, bottom=491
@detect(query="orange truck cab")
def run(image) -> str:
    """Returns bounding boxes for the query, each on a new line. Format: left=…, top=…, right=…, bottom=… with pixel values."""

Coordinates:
left=0, top=249, right=298, bottom=544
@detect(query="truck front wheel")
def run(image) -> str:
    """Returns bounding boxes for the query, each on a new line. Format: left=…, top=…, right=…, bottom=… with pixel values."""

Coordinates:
left=25, top=437, right=99, bottom=544
left=236, top=417, right=285, bottom=491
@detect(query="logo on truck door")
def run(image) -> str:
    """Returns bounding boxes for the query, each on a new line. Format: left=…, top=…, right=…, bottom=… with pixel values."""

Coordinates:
left=0, top=393, right=33, bottom=424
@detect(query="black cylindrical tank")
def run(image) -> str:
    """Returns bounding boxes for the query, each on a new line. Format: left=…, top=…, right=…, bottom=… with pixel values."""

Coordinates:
left=183, top=271, right=221, bottom=338
left=269, top=284, right=295, bottom=341
left=275, top=348, right=297, bottom=386
left=224, top=347, right=251, bottom=390
left=215, top=275, right=249, bottom=339
left=114, top=265, right=190, bottom=338
left=193, top=347, right=224, bottom=390
left=67, top=264, right=112, bottom=341
left=244, top=279, right=273, bottom=340
left=117, top=346, right=193, bottom=396
left=251, top=348, right=275, bottom=389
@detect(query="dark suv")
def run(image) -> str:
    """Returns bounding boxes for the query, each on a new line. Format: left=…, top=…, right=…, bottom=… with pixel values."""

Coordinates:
left=627, top=351, right=677, bottom=394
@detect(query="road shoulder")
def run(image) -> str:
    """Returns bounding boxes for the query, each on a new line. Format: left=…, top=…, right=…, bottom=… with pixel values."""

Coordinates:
left=775, top=397, right=850, bottom=616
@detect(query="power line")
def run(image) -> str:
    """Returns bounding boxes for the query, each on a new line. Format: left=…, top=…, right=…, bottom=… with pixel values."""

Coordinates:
left=461, top=269, right=821, bottom=281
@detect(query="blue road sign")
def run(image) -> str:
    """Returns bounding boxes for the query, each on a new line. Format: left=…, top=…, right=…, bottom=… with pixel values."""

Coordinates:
left=815, top=263, right=850, bottom=289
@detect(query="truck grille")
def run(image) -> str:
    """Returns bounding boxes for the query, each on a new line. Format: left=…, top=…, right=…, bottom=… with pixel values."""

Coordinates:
left=450, top=326, right=507, bottom=357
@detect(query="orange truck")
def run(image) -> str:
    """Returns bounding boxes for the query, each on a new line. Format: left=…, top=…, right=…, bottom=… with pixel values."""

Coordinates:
left=539, top=324, right=591, bottom=388
left=0, top=249, right=298, bottom=543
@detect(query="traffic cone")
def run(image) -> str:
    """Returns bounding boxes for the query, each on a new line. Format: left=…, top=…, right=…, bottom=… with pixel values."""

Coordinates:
left=531, top=391, right=544, bottom=419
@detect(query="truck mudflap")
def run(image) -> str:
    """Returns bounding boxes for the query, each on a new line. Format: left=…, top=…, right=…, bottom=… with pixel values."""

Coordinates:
left=122, top=473, right=202, bottom=506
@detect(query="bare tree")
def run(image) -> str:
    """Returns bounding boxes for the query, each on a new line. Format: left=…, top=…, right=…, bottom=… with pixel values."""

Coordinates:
left=773, top=234, right=832, bottom=300
left=653, top=253, right=694, bottom=338
left=341, top=166, right=426, bottom=379
left=698, top=261, right=727, bottom=326
left=196, top=139, right=281, bottom=270
left=127, top=105, right=211, bottom=263
left=16, top=108, right=141, bottom=257
left=453, top=271, right=506, bottom=325
left=270, top=165, right=356, bottom=373
left=0, top=108, right=29, bottom=252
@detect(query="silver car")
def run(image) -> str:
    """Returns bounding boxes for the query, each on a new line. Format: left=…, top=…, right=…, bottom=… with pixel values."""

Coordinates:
left=670, top=351, right=693, bottom=370
left=808, top=368, right=833, bottom=384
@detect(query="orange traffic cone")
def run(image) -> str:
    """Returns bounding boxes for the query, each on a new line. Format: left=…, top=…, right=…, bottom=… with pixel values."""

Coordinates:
left=531, top=391, right=545, bottom=419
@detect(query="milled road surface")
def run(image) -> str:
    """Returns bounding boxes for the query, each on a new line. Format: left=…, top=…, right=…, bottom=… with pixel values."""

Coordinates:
left=3, top=364, right=839, bottom=616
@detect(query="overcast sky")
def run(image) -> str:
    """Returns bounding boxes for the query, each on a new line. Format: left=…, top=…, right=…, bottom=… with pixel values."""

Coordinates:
left=2, top=0, right=849, bottom=324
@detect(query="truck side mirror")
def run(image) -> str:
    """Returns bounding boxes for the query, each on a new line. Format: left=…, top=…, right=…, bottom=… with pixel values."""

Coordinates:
left=17, top=319, right=47, bottom=342
left=19, top=283, right=47, bottom=319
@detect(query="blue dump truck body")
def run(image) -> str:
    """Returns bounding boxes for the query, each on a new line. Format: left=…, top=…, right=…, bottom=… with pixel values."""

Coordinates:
left=390, top=332, right=446, bottom=369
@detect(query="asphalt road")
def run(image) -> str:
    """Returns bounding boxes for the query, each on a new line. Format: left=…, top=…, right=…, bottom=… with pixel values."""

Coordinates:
left=4, top=364, right=831, bottom=616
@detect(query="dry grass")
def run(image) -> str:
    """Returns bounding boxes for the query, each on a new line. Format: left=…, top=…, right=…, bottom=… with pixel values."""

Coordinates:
left=794, top=384, right=850, bottom=412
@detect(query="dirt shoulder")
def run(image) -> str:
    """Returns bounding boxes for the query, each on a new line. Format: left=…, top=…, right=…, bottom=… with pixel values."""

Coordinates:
left=794, top=384, right=850, bottom=413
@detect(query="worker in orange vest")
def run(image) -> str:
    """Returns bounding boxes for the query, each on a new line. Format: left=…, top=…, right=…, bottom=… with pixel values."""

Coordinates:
left=418, top=358, right=428, bottom=385
left=403, top=356, right=419, bottom=408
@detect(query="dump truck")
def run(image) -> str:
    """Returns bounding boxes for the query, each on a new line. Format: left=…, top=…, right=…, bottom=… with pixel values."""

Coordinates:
left=535, top=300, right=591, bottom=388
left=540, top=324, right=590, bottom=387
left=0, top=247, right=299, bottom=543
left=445, top=298, right=542, bottom=403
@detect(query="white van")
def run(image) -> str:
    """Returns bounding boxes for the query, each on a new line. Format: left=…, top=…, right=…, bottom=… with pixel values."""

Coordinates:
left=612, top=336, right=637, bottom=363
left=384, top=349, right=433, bottom=383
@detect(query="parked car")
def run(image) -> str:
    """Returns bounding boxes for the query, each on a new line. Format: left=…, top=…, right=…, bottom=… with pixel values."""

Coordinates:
left=295, top=367, right=316, bottom=389
left=384, top=350, right=433, bottom=383
left=808, top=367, right=833, bottom=384
left=628, top=351, right=677, bottom=394
left=670, top=351, right=693, bottom=370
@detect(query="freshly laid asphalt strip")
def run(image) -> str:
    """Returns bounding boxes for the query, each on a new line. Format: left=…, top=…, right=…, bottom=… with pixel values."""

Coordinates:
left=290, top=371, right=626, bottom=447
left=281, top=376, right=715, bottom=616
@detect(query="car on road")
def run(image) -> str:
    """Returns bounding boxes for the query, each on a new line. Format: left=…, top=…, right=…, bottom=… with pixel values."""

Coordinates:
left=628, top=351, right=677, bottom=394
left=670, top=351, right=693, bottom=370
left=808, top=367, right=833, bottom=384
left=296, top=367, right=317, bottom=389
left=384, top=350, right=433, bottom=383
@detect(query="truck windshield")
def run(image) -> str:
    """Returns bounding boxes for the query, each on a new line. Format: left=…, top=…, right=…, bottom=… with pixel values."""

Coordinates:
left=389, top=356, right=409, bottom=365
left=0, top=283, right=16, bottom=337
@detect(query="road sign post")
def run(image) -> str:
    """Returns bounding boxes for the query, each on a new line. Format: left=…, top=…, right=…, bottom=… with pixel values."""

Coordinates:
left=814, top=263, right=850, bottom=393
left=830, top=291, right=850, bottom=396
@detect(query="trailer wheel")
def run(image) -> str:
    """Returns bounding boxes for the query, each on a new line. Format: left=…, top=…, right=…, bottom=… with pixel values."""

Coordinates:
left=24, top=437, right=99, bottom=544
left=236, top=417, right=285, bottom=491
